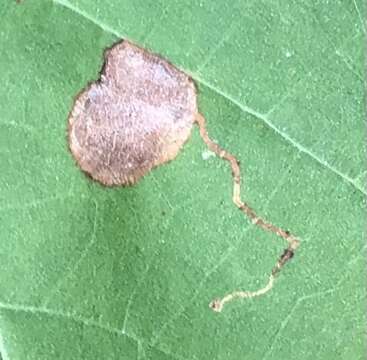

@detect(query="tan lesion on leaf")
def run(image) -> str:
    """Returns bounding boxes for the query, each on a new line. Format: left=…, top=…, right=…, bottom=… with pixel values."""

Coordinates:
left=68, top=40, right=197, bottom=187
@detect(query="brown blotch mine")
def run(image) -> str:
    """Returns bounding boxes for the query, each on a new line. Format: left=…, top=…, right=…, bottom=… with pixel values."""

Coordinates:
left=68, top=39, right=300, bottom=313
left=68, top=40, right=197, bottom=186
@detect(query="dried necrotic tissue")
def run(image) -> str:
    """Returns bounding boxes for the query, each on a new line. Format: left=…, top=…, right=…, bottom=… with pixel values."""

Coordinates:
left=68, top=40, right=197, bottom=186
left=68, top=40, right=299, bottom=312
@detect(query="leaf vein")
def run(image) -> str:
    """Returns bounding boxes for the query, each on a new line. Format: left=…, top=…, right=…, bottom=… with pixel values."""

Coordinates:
left=122, top=261, right=153, bottom=335
left=42, top=199, right=99, bottom=306
left=0, top=191, right=74, bottom=213
left=0, top=329, right=10, bottom=360
left=0, top=301, right=140, bottom=344
left=262, top=287, right=338, bottom=360
left=352, top=0, right=366, bottom=34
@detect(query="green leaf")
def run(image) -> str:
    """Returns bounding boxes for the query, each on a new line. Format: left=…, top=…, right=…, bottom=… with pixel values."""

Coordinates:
left=1, top=0, right=365, bottom=359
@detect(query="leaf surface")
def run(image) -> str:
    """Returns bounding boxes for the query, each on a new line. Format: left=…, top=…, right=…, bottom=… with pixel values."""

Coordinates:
left=0, top=1, right=365, bottom=359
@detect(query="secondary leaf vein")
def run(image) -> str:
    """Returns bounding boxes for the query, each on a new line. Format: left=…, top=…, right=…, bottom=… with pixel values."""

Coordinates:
left=0, top=301, right=140, bottom=344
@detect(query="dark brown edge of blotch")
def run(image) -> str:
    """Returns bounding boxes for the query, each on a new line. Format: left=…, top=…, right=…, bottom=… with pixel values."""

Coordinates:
left=66, top=38, right=199, bottom=188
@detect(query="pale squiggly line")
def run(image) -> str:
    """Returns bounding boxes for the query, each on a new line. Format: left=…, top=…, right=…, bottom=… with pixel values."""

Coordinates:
left=196, top=113, right=300, bottom=312
left=149, top=155, right=295, bottom=345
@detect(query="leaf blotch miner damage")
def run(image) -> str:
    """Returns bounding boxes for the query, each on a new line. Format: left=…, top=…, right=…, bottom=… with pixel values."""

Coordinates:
left=68, top=40, right=197, bottom=186
left=68, top=39, right=300, bottom=312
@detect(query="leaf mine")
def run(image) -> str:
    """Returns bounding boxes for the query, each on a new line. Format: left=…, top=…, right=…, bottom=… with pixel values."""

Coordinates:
left=68, top=40, right=197, bottom=186
left=68, top=40, right=299, bottom=313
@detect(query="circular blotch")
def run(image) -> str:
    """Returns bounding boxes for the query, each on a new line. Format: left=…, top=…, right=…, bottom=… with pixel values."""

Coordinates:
left=68, top=40, right=198, bottom=186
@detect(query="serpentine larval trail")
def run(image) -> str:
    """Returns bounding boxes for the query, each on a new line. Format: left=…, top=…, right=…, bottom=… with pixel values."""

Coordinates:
left=68, top=39, right=300, bottom=312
